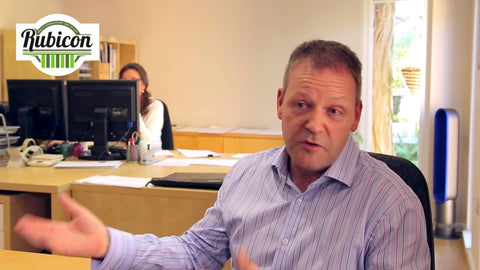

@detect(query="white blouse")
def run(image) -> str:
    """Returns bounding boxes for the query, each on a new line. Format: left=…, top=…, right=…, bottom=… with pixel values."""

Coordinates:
left=139, top=99, right=164, bottom=149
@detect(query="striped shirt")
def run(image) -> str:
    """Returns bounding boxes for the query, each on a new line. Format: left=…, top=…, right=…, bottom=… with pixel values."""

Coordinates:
left=95, top=136, right=430, bottom=269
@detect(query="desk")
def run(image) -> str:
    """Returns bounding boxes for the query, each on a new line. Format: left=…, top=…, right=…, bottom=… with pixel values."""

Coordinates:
left=0, top=157, right=471, bottom=270
left=173, top=130, right=284, bottom=153
left=0, top=165, right=135, bottom=252
left=71, top=162, right=230, bottom=236
left=0, top=166, right=118, bottom=221
left=0, top=249, right=90, bottom=270
left=70, top=161, right=232, bottom=269
left=1, top=157, right=233, bottom=268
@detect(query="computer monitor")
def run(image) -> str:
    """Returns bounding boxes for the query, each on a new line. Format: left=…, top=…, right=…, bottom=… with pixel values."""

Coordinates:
left=65, top=80, right=139, bottom=160
left=7, top=79, right=68, bottom=142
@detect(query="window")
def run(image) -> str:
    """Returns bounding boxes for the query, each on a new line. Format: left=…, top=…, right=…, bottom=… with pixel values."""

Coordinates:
left=371, top=0, right=426, bottom=165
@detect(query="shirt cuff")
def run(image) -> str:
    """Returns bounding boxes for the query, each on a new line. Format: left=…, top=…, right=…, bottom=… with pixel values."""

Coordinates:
left=92, top=227, right=136, bottom=270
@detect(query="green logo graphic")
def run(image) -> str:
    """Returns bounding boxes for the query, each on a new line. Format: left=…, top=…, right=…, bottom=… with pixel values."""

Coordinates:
left=16, top=14, right=99, bottom=76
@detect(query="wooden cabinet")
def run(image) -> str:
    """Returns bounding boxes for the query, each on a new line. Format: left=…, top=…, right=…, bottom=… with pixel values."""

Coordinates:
left=0, top=29, right=137, bottom=101
left=0, top=192, right=49, bottom=252
left=173, top=131, right=284, bottom=153
left=0, top=204, right=4, bottom=249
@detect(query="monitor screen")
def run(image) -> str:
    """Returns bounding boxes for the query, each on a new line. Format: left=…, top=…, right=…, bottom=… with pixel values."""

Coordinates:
left=65, top=80, right=139, bottom=160
left=7, top=79, right=68, bottom=142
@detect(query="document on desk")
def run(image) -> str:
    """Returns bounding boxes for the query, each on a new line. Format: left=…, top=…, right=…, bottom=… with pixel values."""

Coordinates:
left=177, top=149, right=221, bottom=158
left=54, top=160, right=123, bottom=169
left=153, top=150, right=175, bottom=157
left=152, top=158, right=238, bottom=167
left=76, top=175, right=151, bottom=188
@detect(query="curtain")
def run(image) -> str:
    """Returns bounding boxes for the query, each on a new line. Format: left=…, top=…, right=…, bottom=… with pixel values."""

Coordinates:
left=372, top=2, right=395, bottom=154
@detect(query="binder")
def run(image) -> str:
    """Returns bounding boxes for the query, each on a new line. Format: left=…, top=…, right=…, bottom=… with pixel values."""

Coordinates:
left=148, top=172, right=226, bottom=190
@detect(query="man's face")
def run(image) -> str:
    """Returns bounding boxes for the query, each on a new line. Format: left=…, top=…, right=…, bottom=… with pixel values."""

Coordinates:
left=277, top=59, right=362, bottom=180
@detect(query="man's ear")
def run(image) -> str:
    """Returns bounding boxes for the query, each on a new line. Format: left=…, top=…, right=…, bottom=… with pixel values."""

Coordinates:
left=277, top=88, right=284, bottom=120
left=350, top=100, right=363, bottom=131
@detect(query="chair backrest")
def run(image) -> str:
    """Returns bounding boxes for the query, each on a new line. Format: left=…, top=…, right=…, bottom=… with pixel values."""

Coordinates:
left=159, top=100, right=174, bottom=150
left=368, top=152, right=435, bottom=270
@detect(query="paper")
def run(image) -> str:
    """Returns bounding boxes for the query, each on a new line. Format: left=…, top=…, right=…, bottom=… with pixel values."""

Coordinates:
left=198, top=125, right=235, bottom=134
left=175, top=125, right=234, bottom=134
left=177, top=149, right=221, bottom=158
left=229, top=128, right=263, bottom=134
left=231, top=153, right=251, bottom=159
left=76, top=175, right=151, bottom=188
left=153, top=150, right=175, bottom=157
left=54, top=160, right=123, bottom=169
left=258, top=129, right=282, bottom=135
left=189, top=158, right=238, bottom=167
left=152, top=158, right=238, bottom=167
left=151, top=158, right=192, bottom=167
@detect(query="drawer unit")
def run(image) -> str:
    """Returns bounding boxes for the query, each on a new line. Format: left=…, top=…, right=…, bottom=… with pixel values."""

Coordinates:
left=0, top=192, right=49, bottom=252
left=0, top=204, right=3, bottom=249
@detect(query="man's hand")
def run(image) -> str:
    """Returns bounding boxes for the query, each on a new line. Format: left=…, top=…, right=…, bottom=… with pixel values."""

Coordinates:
left=14, top=193, right=109, bottom=258
left=236, top=248, right=259, bottom=270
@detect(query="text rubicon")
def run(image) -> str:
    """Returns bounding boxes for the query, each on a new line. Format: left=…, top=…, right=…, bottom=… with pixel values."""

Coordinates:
left=16, top=14, right=99, bottom=76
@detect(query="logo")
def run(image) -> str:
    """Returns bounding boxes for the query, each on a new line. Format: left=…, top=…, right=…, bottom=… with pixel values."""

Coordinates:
left=16, top=14, right=99, bottom=76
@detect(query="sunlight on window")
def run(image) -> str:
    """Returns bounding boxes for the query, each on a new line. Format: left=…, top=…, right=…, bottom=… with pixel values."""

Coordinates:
left=373, top=0, right=425, bottom=165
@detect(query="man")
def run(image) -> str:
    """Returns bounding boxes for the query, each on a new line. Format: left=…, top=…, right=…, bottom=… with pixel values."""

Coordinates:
left=15, top=40, right=430, bottom=269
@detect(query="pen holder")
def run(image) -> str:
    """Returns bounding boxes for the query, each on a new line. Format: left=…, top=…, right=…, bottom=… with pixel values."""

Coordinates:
left=126, top=144, right=140, bottom=162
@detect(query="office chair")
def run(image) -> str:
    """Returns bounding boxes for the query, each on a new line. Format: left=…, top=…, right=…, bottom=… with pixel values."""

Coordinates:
left=159, top=100, right=174, bottom=150
left=369, top=152, right=435, bottom=269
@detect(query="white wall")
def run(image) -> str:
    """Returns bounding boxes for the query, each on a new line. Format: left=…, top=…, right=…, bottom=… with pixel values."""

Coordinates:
left=63, top=0, right=366, bottom=130
left=0, top=0, right=63, bottom=27
left=426, top=0, right=475, bottom=234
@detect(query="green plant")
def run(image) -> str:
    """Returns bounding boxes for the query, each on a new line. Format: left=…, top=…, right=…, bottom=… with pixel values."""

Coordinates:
left=352, top=131, right=364, bottom=145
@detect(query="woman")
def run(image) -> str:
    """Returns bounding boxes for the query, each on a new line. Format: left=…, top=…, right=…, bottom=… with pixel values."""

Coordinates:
left=119, top=63, right=164, bottom=149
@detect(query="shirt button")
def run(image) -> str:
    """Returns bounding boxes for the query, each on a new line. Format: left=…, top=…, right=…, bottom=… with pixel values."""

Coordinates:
left=282, top=238, right=289, bottom=245
left=296, top=198, right=303, bottom=204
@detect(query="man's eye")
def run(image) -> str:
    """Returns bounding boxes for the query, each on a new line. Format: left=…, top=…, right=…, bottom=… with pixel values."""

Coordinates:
left=296, top=102, right=307, bottom=108
left=329, top=108, right=340, bottom=114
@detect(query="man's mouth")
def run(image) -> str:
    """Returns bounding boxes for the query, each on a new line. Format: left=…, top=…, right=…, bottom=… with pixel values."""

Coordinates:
left=304, top=140, right=320, bottom=147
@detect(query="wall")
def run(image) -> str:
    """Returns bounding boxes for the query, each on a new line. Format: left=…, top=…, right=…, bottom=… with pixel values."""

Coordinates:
left=426, top=0, right=475, bottom=236
left=0, top=0, right=63, bottom=28
left=427, top=0, right=480, bottom=268
left=0, top=0, right=366, bottom=131
left=62, top=0, right=366, bottom=130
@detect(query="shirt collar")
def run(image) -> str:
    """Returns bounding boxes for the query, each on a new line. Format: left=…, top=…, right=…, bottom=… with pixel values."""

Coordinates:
left=271, top=135, right=360, bottom=187
left=324, top=135, right=360, bottom=187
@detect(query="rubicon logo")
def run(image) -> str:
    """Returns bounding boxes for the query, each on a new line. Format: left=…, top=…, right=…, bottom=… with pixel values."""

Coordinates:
left=16, top=14, right=99, bottom=76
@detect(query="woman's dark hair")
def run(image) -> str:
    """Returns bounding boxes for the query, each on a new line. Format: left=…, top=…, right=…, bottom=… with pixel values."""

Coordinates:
left=119, top=63, right=152, bottom=116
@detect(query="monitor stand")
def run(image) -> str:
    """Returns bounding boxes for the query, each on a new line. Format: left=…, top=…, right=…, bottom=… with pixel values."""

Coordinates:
left=78, top=107, right=126, bottom=161
left=78, top=147, right=126, bottom=161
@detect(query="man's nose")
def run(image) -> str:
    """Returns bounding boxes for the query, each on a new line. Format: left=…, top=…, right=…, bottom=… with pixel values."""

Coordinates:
left=305, top=110, right=326, bottom=134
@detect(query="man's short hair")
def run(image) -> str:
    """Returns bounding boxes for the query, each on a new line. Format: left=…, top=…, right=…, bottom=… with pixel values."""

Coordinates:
left=283, top=40, right=362, bottom=104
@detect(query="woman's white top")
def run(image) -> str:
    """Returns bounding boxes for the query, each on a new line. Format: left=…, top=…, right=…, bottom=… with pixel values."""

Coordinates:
left=139, top=99, right=164, bottom=149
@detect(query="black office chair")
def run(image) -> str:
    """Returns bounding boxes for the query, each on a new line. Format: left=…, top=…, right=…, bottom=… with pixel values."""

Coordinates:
left=159, top=100, right=174, bottom=150
left=369, top=152, right=435, bottom=269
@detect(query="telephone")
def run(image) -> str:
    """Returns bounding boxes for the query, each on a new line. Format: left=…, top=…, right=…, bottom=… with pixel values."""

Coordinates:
left=27, top=154, right=64, bottom=167
left=6, top=138, right=44, bottom=167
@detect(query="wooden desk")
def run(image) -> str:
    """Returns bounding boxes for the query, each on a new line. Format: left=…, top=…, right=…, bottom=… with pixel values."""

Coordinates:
left=0, top=166, right=118, bottom=221
left=71, top=162, right=231, bottom=236
left=0, top=249, right=90, bottom=270
left=70, top=161, right=233, bottom=269
left=173, top=130, right=284, bottom=153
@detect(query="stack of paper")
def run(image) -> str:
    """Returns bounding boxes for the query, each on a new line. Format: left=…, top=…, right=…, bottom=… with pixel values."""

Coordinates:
left=54, top=160, right=123, bottom=169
